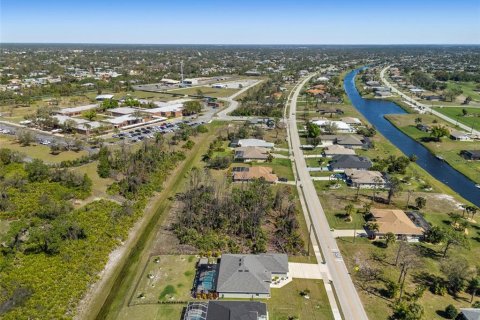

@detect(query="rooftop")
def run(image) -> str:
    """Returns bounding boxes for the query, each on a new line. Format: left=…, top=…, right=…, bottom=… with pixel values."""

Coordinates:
left=216, top=254, right=288, bottom=295
left=370, top=208, right=424, bottom=236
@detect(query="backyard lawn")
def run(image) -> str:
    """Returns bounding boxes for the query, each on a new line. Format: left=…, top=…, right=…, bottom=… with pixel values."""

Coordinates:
left=267, top=279, right=334, bottom=320
left=130, top=255, right=196, bottom=306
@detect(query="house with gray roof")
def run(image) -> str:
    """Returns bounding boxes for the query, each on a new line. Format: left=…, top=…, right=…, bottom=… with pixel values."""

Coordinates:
left=459, top=308, right=480, bottom=320
left=183, top=301, right=268, bottom=320
left=236, top=139, right=275, bottom=149
left=329, top=155, right=372, bottom=172
left=216, top=254, right=288, bottom=298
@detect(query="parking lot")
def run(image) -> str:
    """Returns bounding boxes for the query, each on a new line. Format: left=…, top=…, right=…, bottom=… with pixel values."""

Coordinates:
left=111, top=119, right=205, bottom=143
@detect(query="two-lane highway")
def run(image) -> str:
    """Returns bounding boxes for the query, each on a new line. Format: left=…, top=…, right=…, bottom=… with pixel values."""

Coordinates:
left=287, top=75, right=369, bottom=320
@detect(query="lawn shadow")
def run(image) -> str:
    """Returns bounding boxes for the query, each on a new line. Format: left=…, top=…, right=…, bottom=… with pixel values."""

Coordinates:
left=415, top=244, right=440, bottom=259
left=372, top=241, right=387, bottom=249
left=436, top=310, right=449, bottom=318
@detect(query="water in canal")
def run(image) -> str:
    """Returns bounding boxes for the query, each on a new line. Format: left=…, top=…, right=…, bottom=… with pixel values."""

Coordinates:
left=344, top=69, right=480, bottom=207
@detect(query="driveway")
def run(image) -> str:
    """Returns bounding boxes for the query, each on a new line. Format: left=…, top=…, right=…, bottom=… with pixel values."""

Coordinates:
left=331, top=229, right=368, bottom=238
left=288, top=262, right=327, bottom=280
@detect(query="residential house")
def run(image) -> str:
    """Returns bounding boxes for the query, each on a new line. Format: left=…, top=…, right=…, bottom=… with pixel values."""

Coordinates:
left=368, top=208, right=425, bottom=241
left=323, top=145, right=356, bottom=157
left=311, top=120, right=353, bottom=133
left=341, top=117, right=362, bottom=126
left=450, top=131, right=472, bottom=141
left=458, top=308, right=480, bottom=320
left=317, top=107, right=344, bottom=116
left=234, top=147, right=270, bottom=162
left=375, top=91, right=392, bottom=98
left=344, top=169, right=386, bottom=188
left=216, top=254, right=288, bottom=298
left=235, top=139, right=275, bottom=149
left=232, top=167, right=278, bottom=183
left=416, top=124, right=430, bottom=132
left=183, top=301, right=268, bottom=320
left=460, top=150, right=480, bottom=160
left=336, top=135, right=366, bottom=149
left=329, top=155, right=372, bottom=171
left=324, top=96, right=342, bottom=104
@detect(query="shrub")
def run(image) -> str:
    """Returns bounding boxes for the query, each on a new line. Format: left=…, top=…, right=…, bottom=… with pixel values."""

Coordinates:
left=182, top=140, right=195, bottom=150
left=444, top=304, right=457, bottom=319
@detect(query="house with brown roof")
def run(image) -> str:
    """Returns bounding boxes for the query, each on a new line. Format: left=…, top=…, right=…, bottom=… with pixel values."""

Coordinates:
left=234, top=147, right=270, bottom=162
left=232, top=166, right=278, bottom=183
left=368, top=208, right=424, bottom=241
left=344, top=169, right=386, bottom=188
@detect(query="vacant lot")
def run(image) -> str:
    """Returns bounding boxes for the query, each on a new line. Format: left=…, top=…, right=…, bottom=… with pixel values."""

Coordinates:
left=0, top=135, right=88, bottom=163
left=72, top=161, right=114, bottom=201
left=386, top=114, right=480, bottom=184
left=433, top=106, right=480, bottom=129
left=446, top=81, right=480, bottom=101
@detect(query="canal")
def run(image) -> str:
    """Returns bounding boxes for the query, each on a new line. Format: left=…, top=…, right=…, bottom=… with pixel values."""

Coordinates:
left=344, top=68, right=480, bottom=207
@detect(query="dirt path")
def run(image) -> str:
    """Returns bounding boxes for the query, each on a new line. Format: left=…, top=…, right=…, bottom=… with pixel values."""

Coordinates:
left=75, top=126, right=220, bottom=320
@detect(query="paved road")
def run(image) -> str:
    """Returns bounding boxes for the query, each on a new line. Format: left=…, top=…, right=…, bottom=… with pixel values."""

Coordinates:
left=380, top=66, right=480, bottom=136
left=287, top=75, right=369, bottom=320
left=215, top=80, right=263, bottom=121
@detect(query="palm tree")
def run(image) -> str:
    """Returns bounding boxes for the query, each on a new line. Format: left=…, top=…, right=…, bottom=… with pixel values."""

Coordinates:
left=385, top=232, right=397, bottom=248
left=344, top=203, right=356, bottom=222
left=366, top=222, right=380, bottom=238
left=362, top=202, right=371, bottom=215
left=469, top=277, right=480, bottom=303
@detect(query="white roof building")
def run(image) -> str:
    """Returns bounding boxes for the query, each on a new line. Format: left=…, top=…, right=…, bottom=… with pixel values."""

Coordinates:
left=57, top=104, right=98, bottom=115
left=104, top=114, right=140, bottom=125
left=109, top=107, right=137, bottom=115
left=312, top=120, right=352, bottom=132
left=236, top=139, right=275, bottom=148
left=53, top=114, right=89, bottom=125
left=95, top=94, right=115, bottom=101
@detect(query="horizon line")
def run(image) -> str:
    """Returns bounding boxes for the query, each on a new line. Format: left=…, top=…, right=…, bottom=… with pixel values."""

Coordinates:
left=1, top=42, right=480, bottom=46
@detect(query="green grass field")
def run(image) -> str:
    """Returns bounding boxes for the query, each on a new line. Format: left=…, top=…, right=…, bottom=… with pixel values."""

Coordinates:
left=267, top=279, right=334, bottom=320
left=0, top=135, right=88, bottom=163
left=433, top=106, right=480, bottom=130
left=446, top=81, right=480, bottom=101
left=129, top=255, right=196, bottom=306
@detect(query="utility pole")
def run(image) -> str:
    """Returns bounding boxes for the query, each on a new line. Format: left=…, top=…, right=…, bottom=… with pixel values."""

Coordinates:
left=307, top=222, right=313, bottom=256
left=180, top=60, right=184, bottom=84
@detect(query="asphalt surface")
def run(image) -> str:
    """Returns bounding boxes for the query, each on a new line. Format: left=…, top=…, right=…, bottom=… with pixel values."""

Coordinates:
left=215, top=79, right=263, bottom=121
left=287, top=75, right=369, bottom=320
left=380, top=66, right=480, bottom=136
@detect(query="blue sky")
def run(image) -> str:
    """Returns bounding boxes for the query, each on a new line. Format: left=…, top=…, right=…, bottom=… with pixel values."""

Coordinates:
left=1, top=0, right=479, bottom=44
